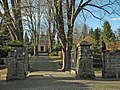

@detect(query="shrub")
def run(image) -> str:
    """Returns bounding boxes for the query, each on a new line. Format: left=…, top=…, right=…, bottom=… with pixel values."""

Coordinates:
left=91, top=44, right=101, bottom=54
left=0, top=45, right=10, bottom=57
left=28, top=44, right=34, bottom=55
left=52, top=45, right=62, bottom=51
left=8, top=40, right=22, bottom=46
left=49, top=51, right=58, bottom=56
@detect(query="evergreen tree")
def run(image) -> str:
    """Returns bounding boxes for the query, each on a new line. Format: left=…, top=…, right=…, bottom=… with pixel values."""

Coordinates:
left=93, top=27, right=101, bottom=43
left=92, top=28, right=101, bottom=53
left=117, top=27, right=120, bottom=40
left=100, top=21, right=116, bottom=50
left=101, top=21, right=114, bottom=42
left=89, top=28, right=94, bottom=37
left=82, top=23, right=88, bottom=39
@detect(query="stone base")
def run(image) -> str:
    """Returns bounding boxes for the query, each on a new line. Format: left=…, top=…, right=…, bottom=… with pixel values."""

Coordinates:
left=76, top=71, right=95, bottom=79
left=102, top=71, right=120, bottom=79
left=71, top=70, right=77, bottom=76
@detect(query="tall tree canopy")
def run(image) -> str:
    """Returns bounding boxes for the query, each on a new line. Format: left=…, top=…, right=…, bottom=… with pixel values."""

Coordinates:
left=52, top=0, right=120, bottom=71
left=93, top=27, right=101, bottom=43
left=0, top=0, right=23, bottom=43
left=0, top=0, right=120, bottom=71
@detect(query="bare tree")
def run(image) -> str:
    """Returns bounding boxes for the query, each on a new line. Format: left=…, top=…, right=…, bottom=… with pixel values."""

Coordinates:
left=53, top=0, right=67, bottom=71
left=45, top=1, right=53, bottom=52
left=0, top=0, right=23, bottom=43
left=52, top=0, right=120, bottom=71
left=21, top=0, right=46, bottom=55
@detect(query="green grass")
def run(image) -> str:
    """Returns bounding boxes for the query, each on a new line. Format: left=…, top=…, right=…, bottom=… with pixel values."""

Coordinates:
left=0, top=68, right=7, bottom=80
left=49, top=56, right=62, bottom=62
left=94, top=67, right=102, bottom=77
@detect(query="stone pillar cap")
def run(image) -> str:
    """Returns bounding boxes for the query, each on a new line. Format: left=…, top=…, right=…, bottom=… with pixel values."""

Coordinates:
left=80, top=41, right=92, bottom=46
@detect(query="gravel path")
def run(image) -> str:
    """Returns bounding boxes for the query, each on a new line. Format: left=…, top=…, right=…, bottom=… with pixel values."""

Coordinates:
left=1, top=53, right=120, bottom=90
left=1, top=71, right=120, bottom=90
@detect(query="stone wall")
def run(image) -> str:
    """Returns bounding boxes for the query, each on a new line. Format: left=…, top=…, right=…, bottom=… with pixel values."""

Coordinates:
left=6, top=46, right=29, bottom=81
left=102, top=50, right=120, bottom=78
left=71, top=41, right=120, bottom=79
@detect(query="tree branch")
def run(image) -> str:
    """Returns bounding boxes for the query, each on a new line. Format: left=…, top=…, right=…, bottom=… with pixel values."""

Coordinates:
left=83, top=8, right=102, bottom=20
left=82, top=10, right=86, bottom=22
left=79, top=0, right=83, bottom=6
left=87, top=4, right=111, bottom=14
left=73, top=0, right=92, bottom=23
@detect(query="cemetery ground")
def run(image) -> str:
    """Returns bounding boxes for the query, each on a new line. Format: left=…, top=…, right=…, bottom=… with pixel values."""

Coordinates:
left=0, top=54, right=120, bottom=90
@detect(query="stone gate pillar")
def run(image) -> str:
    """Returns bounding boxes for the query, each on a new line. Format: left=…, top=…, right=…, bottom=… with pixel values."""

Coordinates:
left=6, top=46, right=28, bottom=81
left=76, top=41, right=94, bottom=78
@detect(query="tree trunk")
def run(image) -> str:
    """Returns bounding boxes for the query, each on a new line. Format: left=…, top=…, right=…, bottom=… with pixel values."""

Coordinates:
left=66, top=26, right=73, bottom=71
left=65, top=0, right=75, bottom=71
left=48, top=22, right=52, bottom=52
left=32, top=30, right=37, bottom=56
left=61, top=48, right=67, bottom=71
left=12, top=0, right=23, bottom=43
left=33, top=36, right=37, bottom=56
left=66, top=48, right=71, bottom=71
left=47, top=6, right=52, bottom=53
left=7, top=25, right=17, bottom=41
left=2, top=0, right=23, bottom=42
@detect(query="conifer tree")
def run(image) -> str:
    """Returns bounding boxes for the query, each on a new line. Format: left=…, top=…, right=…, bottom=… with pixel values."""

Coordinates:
left=93, top=27, right=101, bottom=44
left=82, top=23, right=88, bottom=39
left=100, top=21, right=115, bottom=49
left=101, top=21, right=114, bottom=42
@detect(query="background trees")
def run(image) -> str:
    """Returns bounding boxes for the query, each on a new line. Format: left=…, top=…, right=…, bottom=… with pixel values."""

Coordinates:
left=100, top=21, right=115, bottom=49
left=116, top=27, right=120, bottom=40
left=52, top=0, right=120, bottom=71
left=82, top=23, right=88, bottom=39
left=21, top=0, right=47, bottom=55
left=0, top=0, right=120, bottom=71
left=45, top=0, right=120, bottom=71
left=93, top=28, right=101, bottom=45
left=101, top=21, right=115, bottom=42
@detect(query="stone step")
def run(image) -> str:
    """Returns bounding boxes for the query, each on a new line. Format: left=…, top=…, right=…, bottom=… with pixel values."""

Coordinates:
left=37, top=52, right=48, bottom=56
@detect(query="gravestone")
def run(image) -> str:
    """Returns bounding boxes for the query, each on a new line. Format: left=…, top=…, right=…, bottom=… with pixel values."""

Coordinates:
left=6, top=46, right=28, bottom=81
left=76, top=41, right=94, bottom=78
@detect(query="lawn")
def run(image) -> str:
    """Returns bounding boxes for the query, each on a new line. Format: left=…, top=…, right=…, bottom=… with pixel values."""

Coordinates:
left=49, top=55, right=63, bottom=62
left=94, top=68, right=102, bottom=78
left=0, top=68, right=7, bottom=80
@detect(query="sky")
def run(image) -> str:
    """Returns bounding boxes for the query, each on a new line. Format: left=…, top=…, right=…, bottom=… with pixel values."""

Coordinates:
left=75, top=13, right=120, bottom=32
left=74, top=15, right=120, bottom=33
left=75, top=0, right=120, bottom=32
left=86, top=17, right=120, bottom=31
left=0, top=0, right=120, bottom=33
